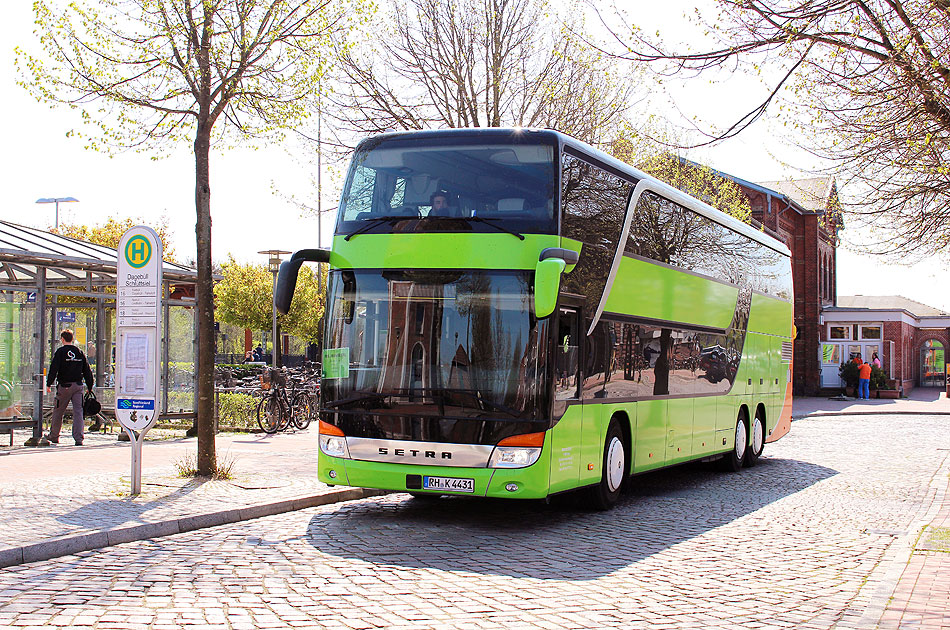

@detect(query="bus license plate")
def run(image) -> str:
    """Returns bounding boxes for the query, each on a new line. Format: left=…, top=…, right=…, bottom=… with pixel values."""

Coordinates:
left=423, top=476, right=475, bottom=493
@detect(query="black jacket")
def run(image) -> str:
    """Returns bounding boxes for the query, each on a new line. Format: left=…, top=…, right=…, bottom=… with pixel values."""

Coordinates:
left=47, top=344, right=94, bottom=389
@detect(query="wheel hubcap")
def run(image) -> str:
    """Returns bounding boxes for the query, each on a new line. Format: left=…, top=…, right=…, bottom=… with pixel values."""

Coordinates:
left=752, top=416, right=764, bottom=455
left=606, top=436, right=625, bottom=492
left=735, top=420, right=747, bottom=460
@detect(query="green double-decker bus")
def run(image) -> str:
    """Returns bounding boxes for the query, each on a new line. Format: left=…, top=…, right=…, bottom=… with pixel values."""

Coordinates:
left=277, top=128, right=794, bottom=509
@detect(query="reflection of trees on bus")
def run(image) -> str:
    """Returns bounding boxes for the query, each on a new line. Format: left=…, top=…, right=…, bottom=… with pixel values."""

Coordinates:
left=628, top=191, right=789, bottom=297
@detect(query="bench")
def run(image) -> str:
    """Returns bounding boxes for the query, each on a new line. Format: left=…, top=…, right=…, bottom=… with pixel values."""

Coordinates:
left=0, top=418, right=39, bottom=446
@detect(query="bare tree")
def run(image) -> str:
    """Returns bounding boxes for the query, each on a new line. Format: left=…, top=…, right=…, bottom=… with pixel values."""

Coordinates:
left=330, top=0, right=637, bottom=144
left=17, top=0, right=361, bottom=475
left=593, top=0, right=950, bottom=256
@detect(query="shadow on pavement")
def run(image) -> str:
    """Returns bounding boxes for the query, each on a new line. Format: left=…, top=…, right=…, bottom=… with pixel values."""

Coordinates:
left=55, top=477, right=205, bottom=530
left=307, top=456, right=837, bottom=580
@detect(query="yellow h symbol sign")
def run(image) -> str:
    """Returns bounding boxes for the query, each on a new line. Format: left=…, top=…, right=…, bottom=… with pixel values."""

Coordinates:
left=125, top=236, right=151, bottom=268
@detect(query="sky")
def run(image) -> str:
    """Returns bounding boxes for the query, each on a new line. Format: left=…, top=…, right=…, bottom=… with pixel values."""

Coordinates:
left=1, top=1, right=947, bottom=313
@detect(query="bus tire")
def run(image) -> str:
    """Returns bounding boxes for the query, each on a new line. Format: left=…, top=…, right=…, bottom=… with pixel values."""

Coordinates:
left=745, top=408, right=765, bottom=467
left=720, top=411, right=747, bottom=473
left=586, top=420, right=626, bottom=510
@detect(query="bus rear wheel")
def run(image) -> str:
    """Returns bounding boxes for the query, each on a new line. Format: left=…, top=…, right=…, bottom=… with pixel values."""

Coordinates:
left=745, top=409, right=765, bottom=467
left=720, top=412, right=747, bottom=473
left=586, top=420, right=626, bottom=510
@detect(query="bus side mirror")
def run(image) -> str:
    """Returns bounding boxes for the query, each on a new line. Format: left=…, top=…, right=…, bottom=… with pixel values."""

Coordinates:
left=276, top=249, right=331, bottom=315
left=534, top=258, right=566, bottom=319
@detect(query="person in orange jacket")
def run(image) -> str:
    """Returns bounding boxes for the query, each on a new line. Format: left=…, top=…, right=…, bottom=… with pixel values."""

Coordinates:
left=858, top=359, right=872, bottom=400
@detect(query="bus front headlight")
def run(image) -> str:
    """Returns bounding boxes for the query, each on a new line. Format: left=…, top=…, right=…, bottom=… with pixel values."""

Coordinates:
left=319, top=420, right=349, bottom=459
left=489, top=446, right=542, bottom=468
left=320, top=435, right=348, bottom=458
left=488, top=431, right=545, bottom=469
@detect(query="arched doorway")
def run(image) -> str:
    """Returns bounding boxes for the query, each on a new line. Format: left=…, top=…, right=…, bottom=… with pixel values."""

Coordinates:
left=920, top=339, right=945, bottom=388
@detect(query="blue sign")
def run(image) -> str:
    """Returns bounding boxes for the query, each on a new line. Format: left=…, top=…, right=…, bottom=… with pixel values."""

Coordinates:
left=57, top=312, right=76, bottom=323
left=117, top=399, right=155, bottom=411
left=26, top=292, right=36, bottom=303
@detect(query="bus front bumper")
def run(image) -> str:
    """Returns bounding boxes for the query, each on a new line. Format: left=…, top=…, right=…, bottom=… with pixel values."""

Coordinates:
left=319, top=452, right=551, bottom=499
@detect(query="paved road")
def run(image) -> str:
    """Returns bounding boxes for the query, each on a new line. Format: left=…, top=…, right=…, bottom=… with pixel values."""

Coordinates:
left=0, top=430, right=329, bottom=550
left=1, top=414, right=948, bottom=629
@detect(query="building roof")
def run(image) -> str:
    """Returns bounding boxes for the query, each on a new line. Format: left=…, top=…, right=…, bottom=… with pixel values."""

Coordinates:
left=829, top=295, right=949, bottom=317
left=756, top=177, right=835, bottom=214
left=0, top=219, right=197, bottom=286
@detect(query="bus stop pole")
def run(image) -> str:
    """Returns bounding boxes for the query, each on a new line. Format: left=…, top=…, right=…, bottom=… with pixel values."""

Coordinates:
left=29, top=268, right=47, bottom=444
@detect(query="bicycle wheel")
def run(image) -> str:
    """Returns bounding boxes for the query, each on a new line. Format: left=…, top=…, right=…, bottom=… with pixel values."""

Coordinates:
left=292, top=391, right=314, bottom=430
left=276, top=390, right=293, bottom=432
left=256, top=393, right=285, bottom=434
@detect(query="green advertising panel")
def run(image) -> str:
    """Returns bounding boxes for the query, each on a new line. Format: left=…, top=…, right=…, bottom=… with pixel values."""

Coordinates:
left=322, top=348, right=350, bottom=380
left=0, top=303, right=20, bottom=411
left=822, top=344, right=840, bottom=364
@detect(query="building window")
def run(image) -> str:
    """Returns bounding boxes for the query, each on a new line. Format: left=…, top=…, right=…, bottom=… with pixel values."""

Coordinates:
left=829, top=325, right=850, bottom=340
left=860, top=325, right=882, bottom=340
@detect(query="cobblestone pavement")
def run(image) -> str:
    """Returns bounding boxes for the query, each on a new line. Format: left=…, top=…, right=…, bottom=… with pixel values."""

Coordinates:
left=0, top=429, right=329, bottom=550
left=0, top=414, right=948, bottom=629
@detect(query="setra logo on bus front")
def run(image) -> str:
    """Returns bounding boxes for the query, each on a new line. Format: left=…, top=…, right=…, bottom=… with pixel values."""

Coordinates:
left=378, top=447, right=452, bottom=460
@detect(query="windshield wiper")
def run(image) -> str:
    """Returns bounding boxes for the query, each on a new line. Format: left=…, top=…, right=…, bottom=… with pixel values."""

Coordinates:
left=344, top=215, right=415, bottom=241
left=466, top=216, right=525, bottom=240
left=423, top=215, right=525, bottom=240
left=323, top=391, right=388, bottom=408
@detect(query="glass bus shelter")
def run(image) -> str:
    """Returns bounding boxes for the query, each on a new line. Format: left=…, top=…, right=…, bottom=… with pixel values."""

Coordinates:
left=0, top=220, right=199, bottom=445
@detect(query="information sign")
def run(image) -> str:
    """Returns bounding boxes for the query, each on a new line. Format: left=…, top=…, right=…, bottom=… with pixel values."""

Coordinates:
left=116, top=226, right=163, bottom=494
left=56, top=312, right=76, bottom=323
left=323, top=348, right=350, bottom=380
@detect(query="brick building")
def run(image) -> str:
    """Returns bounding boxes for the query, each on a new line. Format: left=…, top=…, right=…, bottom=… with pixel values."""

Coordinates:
left=820, top=296, right=950, bottom=393
left=707, top=170, right=842, bottom=395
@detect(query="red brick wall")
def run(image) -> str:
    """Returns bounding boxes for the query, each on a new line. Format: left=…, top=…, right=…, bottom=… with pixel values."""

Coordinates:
left=737, top=182, right=838, bottom=395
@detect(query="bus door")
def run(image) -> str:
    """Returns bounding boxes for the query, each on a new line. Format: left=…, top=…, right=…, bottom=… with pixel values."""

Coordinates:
left=548, top=306, right=582, bottom=494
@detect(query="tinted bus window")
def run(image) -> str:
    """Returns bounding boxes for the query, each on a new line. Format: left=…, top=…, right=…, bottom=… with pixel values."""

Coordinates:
left=337, top=142, right=557, bottom=236
left=627, top=190, right=791, bottom=299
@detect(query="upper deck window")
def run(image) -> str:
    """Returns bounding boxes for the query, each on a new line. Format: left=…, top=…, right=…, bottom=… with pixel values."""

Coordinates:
left=336, top=141, right=557, bottom=237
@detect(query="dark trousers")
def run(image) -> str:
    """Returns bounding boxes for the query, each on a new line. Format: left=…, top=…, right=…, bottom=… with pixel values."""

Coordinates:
left=49, top=383, right=85, bottom=443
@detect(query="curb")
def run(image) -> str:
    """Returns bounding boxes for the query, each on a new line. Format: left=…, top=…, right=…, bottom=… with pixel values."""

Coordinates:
left=0, top=487, right=388, bottom=569
left=793, top=410, right=950, bottom=420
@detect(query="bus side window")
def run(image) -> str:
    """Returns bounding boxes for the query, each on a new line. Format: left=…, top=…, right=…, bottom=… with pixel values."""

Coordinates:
left=555, top=308, right=579, bottom=408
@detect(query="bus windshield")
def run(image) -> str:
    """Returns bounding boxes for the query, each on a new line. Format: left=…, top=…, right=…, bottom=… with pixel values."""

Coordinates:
left=322, top=269, right=549, bottom=425
left=335, top=140, right=557, bottom=237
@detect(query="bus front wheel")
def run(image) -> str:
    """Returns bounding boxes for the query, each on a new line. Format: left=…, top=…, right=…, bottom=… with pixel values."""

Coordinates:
left=721, top=412, right=747, bottom=473
left=586, top=420, right=626, bottom=510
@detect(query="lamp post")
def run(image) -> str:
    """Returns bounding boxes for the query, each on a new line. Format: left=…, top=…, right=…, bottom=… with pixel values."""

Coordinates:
left=259, top=249, right=290, bottom=367
left=35, top=197, right=79, bottom=231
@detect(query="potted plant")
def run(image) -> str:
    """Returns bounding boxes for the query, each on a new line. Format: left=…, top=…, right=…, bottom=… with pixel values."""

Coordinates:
left=839, top=361, right=859, bottom=396
left=869, top=366, right=887, bottom=398
left=879, top=377, right=901, bottom=399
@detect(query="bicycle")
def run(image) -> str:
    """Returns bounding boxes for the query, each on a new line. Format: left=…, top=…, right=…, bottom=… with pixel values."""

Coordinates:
left=288, top=376, right=319, bottom=430
left=256, top=368, right=291, bottom=434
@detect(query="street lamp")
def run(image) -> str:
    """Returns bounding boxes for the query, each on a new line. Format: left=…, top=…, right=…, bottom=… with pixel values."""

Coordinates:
left=35, top=197, right=79, bottom=231
left=259, top=249, right=290, bottom=367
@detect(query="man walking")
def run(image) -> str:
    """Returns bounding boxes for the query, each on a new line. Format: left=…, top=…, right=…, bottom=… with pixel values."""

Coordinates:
left=858, top=358, right=872, bottom=400
left=43, top=329, right=94, bottom=446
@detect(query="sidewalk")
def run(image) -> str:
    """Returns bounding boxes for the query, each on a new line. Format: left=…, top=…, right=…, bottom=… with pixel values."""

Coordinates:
left=794, top=388, right=950, bottom=628
left=0, top=428, right=383, bottom=568
left=793, top=387, right=950, bottom=418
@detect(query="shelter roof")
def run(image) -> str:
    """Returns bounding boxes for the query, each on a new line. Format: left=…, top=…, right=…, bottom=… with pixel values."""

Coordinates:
left=0, top=219, right=197, bottom=287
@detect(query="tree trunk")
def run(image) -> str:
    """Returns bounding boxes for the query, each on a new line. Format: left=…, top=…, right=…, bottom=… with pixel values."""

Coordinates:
left=194, top=122, right=216, bottom=476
